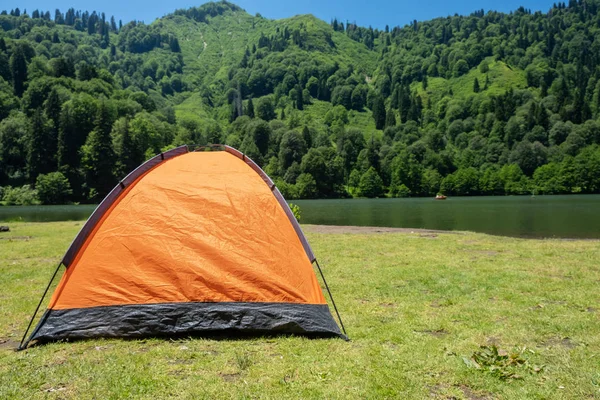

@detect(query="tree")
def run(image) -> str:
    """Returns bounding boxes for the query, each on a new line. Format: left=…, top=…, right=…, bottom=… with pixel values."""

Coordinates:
left=9, top=44, right=28, bottom=96
left=279, top=131, right=307, bottom=171
left=385, top=109, right=396, bottom=128
left=453, top=59, right=469, bottom=77
left=498, top=164, right=529, bottom=194
left=295, top=173, right=317, bottom=198
left=302, top=125, right=312, bottom=149
left=27, top=109, right=54, bottom=180
left=351, top=85, right=367, bottom=110
left=337, top=128, right=366, bottom=177
left=331, top=85, right=353, bottom=109
left=44, top=88, right=61, bottom=164
left=509, top=141, right=547, bottom=176
left=36, top=172, right=72, bottom=204
left=473, top=77, right=480, bottom=93
left=0, top=113, right=29, bottom=184
left=533, top=162, right=565, bottom=194
left=390, top=152, right=423, bottom=196
left=295, top=85, right=304, bottom=110
left=112, top=117, right=137, bottom=179
left=372, top=95, right=386, bottom=130
left=246, top=98, right=255, bottom=118
left=358, top=167, right=384, bottom=198
left=256, top=97, right=276, bottom=121
left=81, top=101, right=116, bottom=199
left=247, top=119, right=271, bottom=156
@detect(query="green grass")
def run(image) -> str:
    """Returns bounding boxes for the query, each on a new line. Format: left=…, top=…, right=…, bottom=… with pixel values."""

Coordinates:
left=414, top=58, right=528, bottom=105
left=1, top=222, right=599, bottom=398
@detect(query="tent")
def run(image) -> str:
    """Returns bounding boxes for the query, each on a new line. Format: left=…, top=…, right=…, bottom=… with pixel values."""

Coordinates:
left=19, top=145, right=346, bottom=349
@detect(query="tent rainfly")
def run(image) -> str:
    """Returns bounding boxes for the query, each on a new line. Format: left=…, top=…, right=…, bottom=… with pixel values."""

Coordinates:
left=19, top=145, right=346, bottom=349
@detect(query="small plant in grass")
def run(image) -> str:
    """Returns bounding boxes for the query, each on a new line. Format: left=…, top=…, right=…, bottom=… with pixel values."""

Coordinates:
left=289, top=203, right=301, bottom=222
left=463, top=345, right=545, bottom=380
left=235, top=352, right=252, bottom=371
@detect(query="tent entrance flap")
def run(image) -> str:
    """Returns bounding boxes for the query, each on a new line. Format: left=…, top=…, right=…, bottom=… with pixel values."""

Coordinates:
left=21, top=145, right=346, bottom=348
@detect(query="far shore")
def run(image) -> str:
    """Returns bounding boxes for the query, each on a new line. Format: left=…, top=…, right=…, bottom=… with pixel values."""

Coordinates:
left=1, top=221, right=598, bottom=241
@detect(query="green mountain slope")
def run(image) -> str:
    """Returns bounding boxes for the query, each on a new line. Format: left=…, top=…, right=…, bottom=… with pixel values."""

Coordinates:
left=1, top=1, right=600, bottom=204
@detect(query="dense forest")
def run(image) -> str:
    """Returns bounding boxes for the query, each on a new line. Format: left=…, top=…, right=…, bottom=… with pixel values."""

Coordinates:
left=1, top=1, right=600, bottom=204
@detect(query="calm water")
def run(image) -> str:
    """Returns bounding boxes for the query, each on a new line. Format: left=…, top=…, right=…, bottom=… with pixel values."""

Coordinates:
left=295, top=195, right=600, bottom=239
left=0, top=204, right=97, bottom=223
left=0, top=195, right=599, bottom=238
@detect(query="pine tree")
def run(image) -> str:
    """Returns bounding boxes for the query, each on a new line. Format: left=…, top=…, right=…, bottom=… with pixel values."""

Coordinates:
left=536, top=103, right=550, bottom=130
left=372, top=96, right=386, bottom=130
left=81, top=101, right=115, bottom=199
left=422, top=75, right=428, bottom=90
left=296, top=85, right=303, bottom=110
left=398, top=84, right=411, bottom=122
left=57, top=106, right=76, bottom=168
left=302, top=125, right=312, bottom=148
left=527, top=102, right=537, bottom=130
left=113, top=118, right=136, bottom=178
left=473, top=77, right=480, bottom=93
left=44, top=88, right=61, bottom=166
left=407, top=94, right=422, bottom=123
left=247, top=98, right=255, bottom=118
left=385, top=109, right=396, bottom=128
left=27, top=109, right=53, bottom=180
left=9, top=44, right=27, bottom=96
left=169, top=36, right=181, bottom=52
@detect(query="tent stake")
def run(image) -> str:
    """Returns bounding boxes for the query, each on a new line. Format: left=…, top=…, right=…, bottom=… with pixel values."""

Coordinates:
left=18, top=263, right=63, bottom=351
left=314, top=259, right=347, bottom=338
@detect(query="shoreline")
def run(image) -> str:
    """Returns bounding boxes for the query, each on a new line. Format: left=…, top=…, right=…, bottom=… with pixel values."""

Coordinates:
left=302, top=224, right=462, bottom=235
left=1, top=221, right=598, bottom=241
left=302, top=224, right=600, bottom=241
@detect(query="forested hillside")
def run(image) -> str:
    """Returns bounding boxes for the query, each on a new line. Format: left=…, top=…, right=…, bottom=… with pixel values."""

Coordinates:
left=1, top=0, right=600, bottom=204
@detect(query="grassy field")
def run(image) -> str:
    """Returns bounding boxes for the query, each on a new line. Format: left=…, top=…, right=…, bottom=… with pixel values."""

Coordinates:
left=1, top=222, right=599, bottom=399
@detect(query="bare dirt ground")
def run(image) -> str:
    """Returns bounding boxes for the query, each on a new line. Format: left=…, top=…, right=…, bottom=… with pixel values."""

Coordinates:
left=302, top=225, right=462, bottom=235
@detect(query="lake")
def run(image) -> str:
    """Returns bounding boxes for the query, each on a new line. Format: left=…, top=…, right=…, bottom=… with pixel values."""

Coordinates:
left=0, top=195, right=599, bottom=239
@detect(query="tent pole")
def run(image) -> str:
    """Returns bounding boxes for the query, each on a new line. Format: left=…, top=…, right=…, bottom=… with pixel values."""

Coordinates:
left=314, top=259, right=347, bottom=338
left=18, top=263, right=63, bottom=351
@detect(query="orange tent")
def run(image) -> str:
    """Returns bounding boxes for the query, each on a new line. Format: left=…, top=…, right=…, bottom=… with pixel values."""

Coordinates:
left=20, top=146, right=345, bottom=348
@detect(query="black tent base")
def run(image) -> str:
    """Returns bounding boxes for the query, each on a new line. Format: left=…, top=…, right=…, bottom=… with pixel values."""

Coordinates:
left=24, top=302, right=347, bottom=348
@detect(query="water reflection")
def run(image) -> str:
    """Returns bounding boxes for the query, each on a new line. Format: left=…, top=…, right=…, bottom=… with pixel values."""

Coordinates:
left=0, top=195, right=599, bottom=238
left=294, top=195, right=600, bottom=239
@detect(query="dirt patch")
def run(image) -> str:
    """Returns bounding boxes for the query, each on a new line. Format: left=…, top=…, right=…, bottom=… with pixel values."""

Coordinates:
left=0, top=236, right=32, bottom=241
left=415, top=328, right=449, bottom=337
left=472, top=250, right=500, bottom=256
left=220, top=372, right=241, bottom=381
left=486, top=336, right=502, bottom=345
left=41, top=385, right=68, bottom=394
left=540, top=337, right=578, bottom=349
left=428, top=383, right=448, bottom=397
left=458, top=384, right=494, bottom=400
left=302, top=225, right=461, bottom=235
left=0, top=338, right=19, bottom=350
left=168, top=359, right=194, bottom=365
left=431, top=299, right=455, bottom=308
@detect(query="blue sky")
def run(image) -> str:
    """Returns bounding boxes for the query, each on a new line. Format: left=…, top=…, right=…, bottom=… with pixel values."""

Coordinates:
left=3, top=0, right=558, bottom=29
